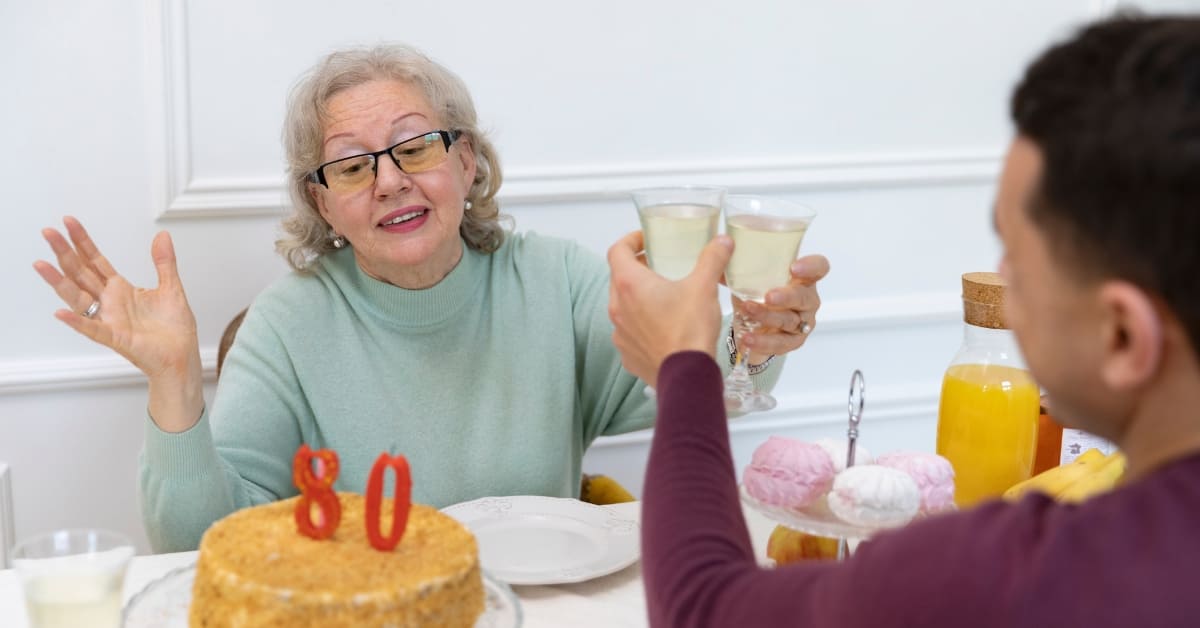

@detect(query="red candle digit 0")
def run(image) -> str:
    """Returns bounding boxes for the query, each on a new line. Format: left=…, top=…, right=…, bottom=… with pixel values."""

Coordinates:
left=366, top=452, right=413, bottom=551
left=292, top=444, right=342, bottom=540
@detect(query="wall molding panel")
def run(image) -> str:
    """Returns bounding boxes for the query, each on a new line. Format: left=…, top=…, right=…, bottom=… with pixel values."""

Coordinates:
left=157, top=151, right=1004, bottom=219
left=811, top=292, right=959, bottom=333
left=145, top=0, right=197, bottom=219
left=499, top=151, right=1001, bottom=205
left=0, top=350, right=218, bottom=396
left=590, top=383, right=940, bottom=450
left=145, top=0, right=287, bottom=220
left=145, top=0, right=1003, bottom=220
left=0, top=294, right=955, bottom=395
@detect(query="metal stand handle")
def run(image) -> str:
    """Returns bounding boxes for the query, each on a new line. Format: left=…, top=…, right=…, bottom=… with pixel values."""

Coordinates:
left=836, top=370, right=866, bottom=561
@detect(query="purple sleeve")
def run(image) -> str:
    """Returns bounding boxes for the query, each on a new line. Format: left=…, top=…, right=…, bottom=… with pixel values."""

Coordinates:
left=641, top=352, right=1032, bottom=628
left=641, top=351, right=1200, bottom=627
left=642, top=351, right=846, bottom=627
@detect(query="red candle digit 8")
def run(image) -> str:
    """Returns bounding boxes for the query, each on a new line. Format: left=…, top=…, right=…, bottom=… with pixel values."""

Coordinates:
left=292, top=444, right=342, bottom=540
left=365, top=452, right=413, bottom=551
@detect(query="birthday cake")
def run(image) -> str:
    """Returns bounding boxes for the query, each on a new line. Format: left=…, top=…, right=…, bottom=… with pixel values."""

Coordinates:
left=188, top=492, right=483, bottom=627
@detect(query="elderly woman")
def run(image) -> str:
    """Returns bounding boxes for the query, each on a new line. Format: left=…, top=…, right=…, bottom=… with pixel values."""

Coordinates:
left=34, top=43, right=828, bottom=552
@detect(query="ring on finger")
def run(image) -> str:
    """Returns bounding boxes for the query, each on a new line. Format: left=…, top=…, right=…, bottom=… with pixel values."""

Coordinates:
left=800, top=320, right=812, bottom=335
left=82, top=301, right=101, bottom=318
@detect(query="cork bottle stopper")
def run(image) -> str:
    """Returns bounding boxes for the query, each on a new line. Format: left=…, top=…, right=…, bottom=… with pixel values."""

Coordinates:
left=961, top=272, right=1008, bottom=329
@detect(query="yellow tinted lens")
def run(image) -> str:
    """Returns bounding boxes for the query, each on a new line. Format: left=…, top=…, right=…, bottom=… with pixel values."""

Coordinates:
left=326, top=156, right=375, bottom=192
left=392, top=133, right=447, bottom=173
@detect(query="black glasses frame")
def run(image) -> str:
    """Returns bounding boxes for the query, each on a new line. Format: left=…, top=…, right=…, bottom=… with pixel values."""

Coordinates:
left=307, top=129, right=461, bottom=188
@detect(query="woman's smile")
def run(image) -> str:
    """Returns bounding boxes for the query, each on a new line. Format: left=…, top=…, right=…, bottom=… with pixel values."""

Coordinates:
left=378, top=206, right=430, bottom=234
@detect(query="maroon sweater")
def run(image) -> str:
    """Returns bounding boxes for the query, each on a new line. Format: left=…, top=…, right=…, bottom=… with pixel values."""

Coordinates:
left=643, top=351, right=1200, bottom=627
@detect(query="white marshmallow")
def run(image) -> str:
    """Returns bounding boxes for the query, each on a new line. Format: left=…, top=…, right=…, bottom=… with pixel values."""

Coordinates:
left=827, top=465, right=920, bottom=527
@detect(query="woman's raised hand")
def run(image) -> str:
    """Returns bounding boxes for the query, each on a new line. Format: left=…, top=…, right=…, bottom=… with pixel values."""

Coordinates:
left=34, top=216, right=204, bottom=430
left=733, top=254, right=830, bottom=358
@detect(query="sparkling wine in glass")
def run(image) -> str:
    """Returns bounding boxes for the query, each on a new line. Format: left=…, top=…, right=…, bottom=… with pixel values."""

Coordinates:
left=723, top=195, right=816, bottom=413
left=630, top=186, right=725, bottom=397
left=632, top=186, right=724, bottom=280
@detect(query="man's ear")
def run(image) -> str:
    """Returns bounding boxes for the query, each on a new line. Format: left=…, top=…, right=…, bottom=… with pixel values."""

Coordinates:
left=1097, top=281, right=1164, bottom=391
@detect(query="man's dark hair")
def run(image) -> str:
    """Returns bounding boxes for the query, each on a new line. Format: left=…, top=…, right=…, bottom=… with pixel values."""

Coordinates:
left=1011, top=14, right=1200, bottom=356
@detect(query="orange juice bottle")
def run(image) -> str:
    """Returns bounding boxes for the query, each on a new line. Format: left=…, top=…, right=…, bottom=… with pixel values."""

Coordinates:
left=1032, top=399, right=1065, bottom=475
left=936, top=272, right=1040, bottom=507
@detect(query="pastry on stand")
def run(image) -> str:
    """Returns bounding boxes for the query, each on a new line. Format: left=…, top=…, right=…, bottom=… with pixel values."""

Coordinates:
left=742, top=371, right=955, bottom=564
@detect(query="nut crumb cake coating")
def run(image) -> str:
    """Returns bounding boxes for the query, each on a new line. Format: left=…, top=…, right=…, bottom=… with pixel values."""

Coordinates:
left=189, top=492, right=483, bottom=627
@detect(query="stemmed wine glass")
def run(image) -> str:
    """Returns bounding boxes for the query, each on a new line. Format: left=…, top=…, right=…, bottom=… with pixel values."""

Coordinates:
left=722, top=194, right=817, bottom=413
left=631, top=186, right=725, bottom=280
left=631, top=186, right=725, bottom=397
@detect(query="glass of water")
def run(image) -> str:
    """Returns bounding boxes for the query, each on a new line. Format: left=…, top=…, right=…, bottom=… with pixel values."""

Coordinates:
left=12, top=528, right=134, bottom=628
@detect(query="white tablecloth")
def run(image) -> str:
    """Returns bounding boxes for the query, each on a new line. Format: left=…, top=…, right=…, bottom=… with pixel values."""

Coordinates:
left=0, top=502, right=776, bottom=627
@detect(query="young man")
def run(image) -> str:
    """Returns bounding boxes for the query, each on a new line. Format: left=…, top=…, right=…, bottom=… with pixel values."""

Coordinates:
left=607, top=15, right=1200, bottom=627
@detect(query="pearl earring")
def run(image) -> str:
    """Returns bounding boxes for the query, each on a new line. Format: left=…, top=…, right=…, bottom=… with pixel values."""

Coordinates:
left=464, top=200, right=473, bottom=211
left=330, top=231, right=347, bottom=249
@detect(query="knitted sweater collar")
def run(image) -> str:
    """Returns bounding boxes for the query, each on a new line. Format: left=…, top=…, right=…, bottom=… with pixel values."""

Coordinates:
left=321, top=240, right=488, bottom=327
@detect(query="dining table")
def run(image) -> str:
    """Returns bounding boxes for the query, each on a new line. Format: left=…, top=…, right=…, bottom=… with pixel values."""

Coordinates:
left=0, top=500, right=779, bottom=628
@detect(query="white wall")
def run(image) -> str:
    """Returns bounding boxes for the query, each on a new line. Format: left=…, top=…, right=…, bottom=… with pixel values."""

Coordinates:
left=2, top=0, right=1193, bottom=553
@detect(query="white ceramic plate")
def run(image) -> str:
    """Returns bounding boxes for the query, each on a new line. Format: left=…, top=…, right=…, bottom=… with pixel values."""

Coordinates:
left=442, top=496, right=640, bottom=585
left=121, top=563, right=520, bottom=627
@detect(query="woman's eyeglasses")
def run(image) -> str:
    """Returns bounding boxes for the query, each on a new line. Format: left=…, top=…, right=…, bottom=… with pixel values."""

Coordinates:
left=308, top=130, right=461, bottom=194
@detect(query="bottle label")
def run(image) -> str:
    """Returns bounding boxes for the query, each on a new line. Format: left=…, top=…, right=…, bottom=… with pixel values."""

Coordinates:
left=1060, top=428, right=1118, bottom=465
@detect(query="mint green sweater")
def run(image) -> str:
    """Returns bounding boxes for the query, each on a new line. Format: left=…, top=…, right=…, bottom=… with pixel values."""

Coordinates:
left=140, top=232, right=783, bottom=552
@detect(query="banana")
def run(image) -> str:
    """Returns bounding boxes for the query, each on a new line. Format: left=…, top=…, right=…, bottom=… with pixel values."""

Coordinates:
left=1056, top=452, right=1127, bottom=503
left=1002, top=448, right=1108, bottom=501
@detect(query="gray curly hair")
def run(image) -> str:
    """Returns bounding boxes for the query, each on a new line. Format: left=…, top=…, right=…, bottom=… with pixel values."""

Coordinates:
left=276, top=44, right=507, bottom=271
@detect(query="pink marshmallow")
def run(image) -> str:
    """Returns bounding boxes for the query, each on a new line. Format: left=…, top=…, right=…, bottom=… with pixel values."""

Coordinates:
left=743, top=436, right=837, bottom=509
left=875, top=451, right=956, bottom=515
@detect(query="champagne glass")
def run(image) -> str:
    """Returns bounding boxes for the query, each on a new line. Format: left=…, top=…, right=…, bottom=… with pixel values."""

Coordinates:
left=632, top=186, right=725, bottom=280
left=723, top=194, right=817, bottom=413
left=631, top=186, right=725, bottom=397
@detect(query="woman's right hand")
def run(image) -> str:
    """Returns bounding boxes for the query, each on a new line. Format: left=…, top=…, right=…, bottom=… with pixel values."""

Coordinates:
left=34, top=216, right=204, bottom=431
